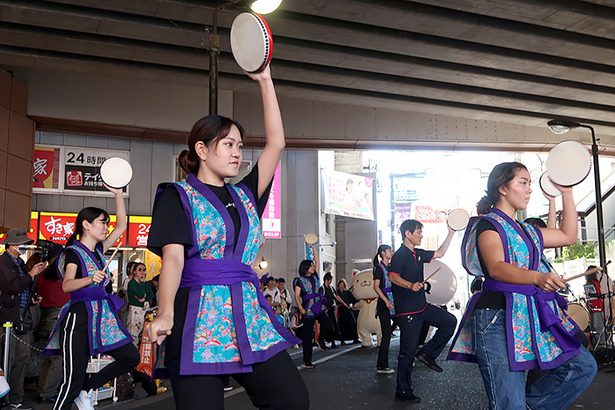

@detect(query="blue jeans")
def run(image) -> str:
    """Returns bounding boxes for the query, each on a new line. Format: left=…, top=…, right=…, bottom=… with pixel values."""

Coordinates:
left=472, top=308, right=597, bottom=410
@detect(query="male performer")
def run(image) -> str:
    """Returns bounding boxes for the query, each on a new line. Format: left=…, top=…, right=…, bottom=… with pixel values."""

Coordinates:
left=389, top=219, right=457, bottom=403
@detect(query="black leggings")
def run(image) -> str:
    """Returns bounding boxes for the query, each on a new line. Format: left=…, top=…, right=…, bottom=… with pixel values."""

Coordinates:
left=300, top=317, right=316, bottom=364
left=167, top=351, right=309, bottom=410
left=53, top=305, right=140, bottom=410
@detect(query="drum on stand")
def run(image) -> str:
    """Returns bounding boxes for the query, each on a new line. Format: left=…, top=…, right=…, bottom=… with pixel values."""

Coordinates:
left=566, top=302, right=590, bottom=331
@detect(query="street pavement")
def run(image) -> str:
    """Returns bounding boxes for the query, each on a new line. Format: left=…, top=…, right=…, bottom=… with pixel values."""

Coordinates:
left=31, top=336, right=609, bottom=409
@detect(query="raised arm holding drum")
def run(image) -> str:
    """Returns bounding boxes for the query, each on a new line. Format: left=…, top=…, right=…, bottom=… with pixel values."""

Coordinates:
left=447, top=161, right=597, bottom=410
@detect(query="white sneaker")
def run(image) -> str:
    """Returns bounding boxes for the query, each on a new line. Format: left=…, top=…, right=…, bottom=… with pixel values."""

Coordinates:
left=74, top=390, right=94, bottom=410
left=223, top=385, right=234, bottom=392
left=376, top=367, right=395, bottom=374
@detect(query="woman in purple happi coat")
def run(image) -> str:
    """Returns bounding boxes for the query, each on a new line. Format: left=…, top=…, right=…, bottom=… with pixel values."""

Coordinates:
left=448, top=162, right=597, bottom=410
left=147, top=65, right=308, bottom=410
left=46, top=186, right=139, bottom=410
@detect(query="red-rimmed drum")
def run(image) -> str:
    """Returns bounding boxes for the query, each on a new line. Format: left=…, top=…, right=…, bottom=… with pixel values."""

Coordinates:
left=230, top=12, right=274, bottom=73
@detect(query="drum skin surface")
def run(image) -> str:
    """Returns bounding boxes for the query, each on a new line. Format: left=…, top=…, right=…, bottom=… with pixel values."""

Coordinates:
left=539, top=171, right=561, bottom=197
left=546, top=140, right=591, bottom=186
left=447, top=208, right=469, bottom=231
left=100, top=157, right=133, bottom=189
left=230, top=12, right=274, bottom=72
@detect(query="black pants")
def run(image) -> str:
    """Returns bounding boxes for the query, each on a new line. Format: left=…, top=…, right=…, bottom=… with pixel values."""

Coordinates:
left=53, top=305, right=140, bottom=410
left=300, top=317, right=316, bottom=364
left=317, top=309, right=339, bottom=346
left=396, top=304, right=457, bottom=394
left=377, top=308, right=393, bottom=369
left=167, top=351, right=309, bottom=410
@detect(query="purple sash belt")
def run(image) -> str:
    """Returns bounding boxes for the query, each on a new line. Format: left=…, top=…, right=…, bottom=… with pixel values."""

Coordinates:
left=178, top=258, right=298, bottom=374
left=70, top=286, right=125, bottom=312
left=483, top=278, right=580, bottom=353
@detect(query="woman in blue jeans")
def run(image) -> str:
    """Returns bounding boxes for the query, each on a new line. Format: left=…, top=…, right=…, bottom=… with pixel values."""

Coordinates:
left=448, top=162, right=597, bottom=410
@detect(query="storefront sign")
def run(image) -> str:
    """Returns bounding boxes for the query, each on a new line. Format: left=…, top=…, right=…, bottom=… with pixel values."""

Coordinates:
left=38, top=212, right=77, bottom=245
left=128, top=216, right=151, bottom=248
left=414, top=205, right=448, bottom=223
left=63, top=147, right=129, bottom=194
left=262, top=163, right=282, bottom=239
left=38, top=212, right=126, bottom=246
left=32, top=146, right=61, bottom=191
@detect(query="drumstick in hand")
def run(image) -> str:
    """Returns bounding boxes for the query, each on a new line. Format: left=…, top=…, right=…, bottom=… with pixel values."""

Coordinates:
left=562, top=266, right=602, bottom=283
left=422, top=268, right=442, bottom=285
left=101, top=246, right=120, bottom=273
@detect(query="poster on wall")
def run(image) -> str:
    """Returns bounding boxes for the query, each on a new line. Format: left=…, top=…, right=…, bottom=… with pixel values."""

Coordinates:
left=32, top=146, right=62, bottom=192
left=63, top=147, right=130, bottom=195
left=262, top=163, right=281, bottom=239
left=414, top=205, right=448, bottom=224
left=322, top=169, right=375, bottom=220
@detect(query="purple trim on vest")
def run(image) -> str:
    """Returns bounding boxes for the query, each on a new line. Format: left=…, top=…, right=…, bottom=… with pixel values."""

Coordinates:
left=228, top=185, right=250, bottom=262
left=155, top=183, right=199, bottom=258
left=179, top=259, right=299, bottom=375
left=186, top=174, right=236, bottom=258
left=482, top=213, right=511, bottom=264
left=491, top=208, right=540, bottom=270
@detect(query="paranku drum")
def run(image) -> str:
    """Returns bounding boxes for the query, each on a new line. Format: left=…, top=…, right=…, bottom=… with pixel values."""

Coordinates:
left=539, top=171, right=561, bottom=197
left=230, top=12, right=274, bottom=73
left=100, top=157, right=133, bottom=189
left=546, top=140, right=592, bottom=187
left=304, top=233, right=318, bottom=246
left=566, top=302, right=590, bottom=331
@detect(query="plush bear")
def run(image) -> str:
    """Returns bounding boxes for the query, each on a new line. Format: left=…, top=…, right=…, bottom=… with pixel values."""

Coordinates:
left=351, top=269, right=382, bottom=347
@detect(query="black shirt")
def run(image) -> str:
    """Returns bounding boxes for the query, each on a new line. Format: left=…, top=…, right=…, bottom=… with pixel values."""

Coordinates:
left=389, top=245, right=434, bottom=315
left=475, top=218, right=505, bottom=309
left=147, top=163, right=271, bottom=256
left=372, top=264, right=389, bottom=313
left=64, top=244, right=114, bottom=298
left=65, top=247, right=103, bottom=280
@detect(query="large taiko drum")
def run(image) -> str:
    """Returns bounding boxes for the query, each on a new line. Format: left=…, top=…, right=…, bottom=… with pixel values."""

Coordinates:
left=566, top=302, right=590, bottom=331
left=424, top=260, right=457, bottom=306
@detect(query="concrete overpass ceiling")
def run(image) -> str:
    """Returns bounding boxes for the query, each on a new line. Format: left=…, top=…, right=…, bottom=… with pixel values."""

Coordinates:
left=2, top=0, right=615, bottom=144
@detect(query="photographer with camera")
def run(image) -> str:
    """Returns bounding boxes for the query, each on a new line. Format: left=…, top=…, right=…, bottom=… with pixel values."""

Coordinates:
left=0, top=228, right=47, bottom=409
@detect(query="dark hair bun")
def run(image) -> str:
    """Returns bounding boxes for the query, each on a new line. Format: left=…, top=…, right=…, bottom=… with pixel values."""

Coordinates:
left=178, top=150, right=199, bottom=175
left=476, top=195, right=493, bottom=215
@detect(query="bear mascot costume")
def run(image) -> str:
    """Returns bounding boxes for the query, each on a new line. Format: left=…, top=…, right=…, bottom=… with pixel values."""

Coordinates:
left=351, top=269, right=382, bottom=347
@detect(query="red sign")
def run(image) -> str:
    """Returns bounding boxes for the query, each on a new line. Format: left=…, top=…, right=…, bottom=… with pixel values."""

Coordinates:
left=32, top=146, right=60, bottom=190
left=128, top=216, right=151, bottom=248
left=38, top=212, right=77, bottom=245
left=38, top=212, right=126, bottom=246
